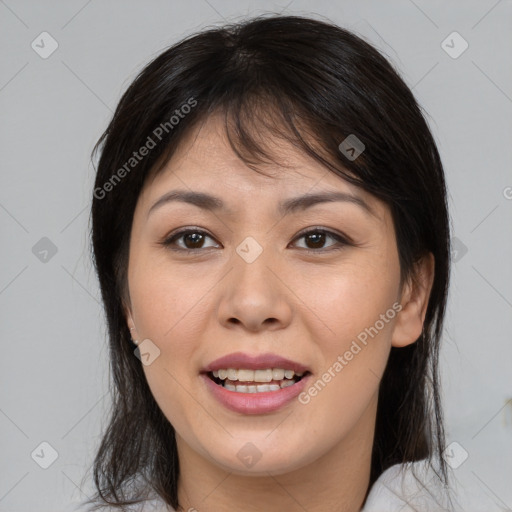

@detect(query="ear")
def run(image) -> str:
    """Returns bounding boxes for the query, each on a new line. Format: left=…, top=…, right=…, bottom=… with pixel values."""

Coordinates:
left=123, top=302, right=140, bottom=342
left=392, top=252, right=435, bottom=348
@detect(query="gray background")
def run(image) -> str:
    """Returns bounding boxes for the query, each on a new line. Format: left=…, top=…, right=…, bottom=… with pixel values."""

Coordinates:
left=1, top=1, right=511, bottom=511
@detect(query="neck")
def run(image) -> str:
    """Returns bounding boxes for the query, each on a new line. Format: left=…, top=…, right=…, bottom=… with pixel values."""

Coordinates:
left=176, top=393, right=377, bottom=512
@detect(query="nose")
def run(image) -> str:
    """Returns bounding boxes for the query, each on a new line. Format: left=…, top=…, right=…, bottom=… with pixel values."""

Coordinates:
left=216, top=245, right=293, bottom=333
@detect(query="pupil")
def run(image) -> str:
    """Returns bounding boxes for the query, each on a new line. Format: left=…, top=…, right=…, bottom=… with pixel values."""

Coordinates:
left=185, top=233, right=203, bottom=248
left=307, top=232, right=325, bottom=249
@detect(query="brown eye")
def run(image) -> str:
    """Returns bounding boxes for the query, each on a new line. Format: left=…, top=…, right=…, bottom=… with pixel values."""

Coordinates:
left=162, top=229, right=219, bottom=251
left=182, top=232, right=204, bottom=249
left=161, top=227, right=349, bottom=254
left=293, top=229, right=349, bottom=251
left=304, top=232, right=327, bottom=249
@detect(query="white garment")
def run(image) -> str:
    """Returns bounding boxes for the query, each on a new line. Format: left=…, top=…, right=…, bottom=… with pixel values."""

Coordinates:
left=73, top=459, right=504, bottom=512
left=361, top=459, right=504, bottom=512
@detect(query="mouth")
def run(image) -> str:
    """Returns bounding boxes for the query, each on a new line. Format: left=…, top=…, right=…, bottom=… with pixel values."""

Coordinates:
left=201, top=352, right=312, bottom=414
left=206, top=368, right=310, bottom=393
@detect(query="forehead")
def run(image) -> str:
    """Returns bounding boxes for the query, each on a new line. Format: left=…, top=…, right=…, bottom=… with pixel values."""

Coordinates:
left=132, top=113, right=393, bottom=241
left=144, top=113, right=372, bottom=202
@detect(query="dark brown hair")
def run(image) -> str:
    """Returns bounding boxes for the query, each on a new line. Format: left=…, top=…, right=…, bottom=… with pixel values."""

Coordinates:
left=86, top=13, right=451, bottom=510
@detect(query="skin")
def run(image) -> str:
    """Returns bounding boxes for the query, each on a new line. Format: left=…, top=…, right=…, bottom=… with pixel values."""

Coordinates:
left=125, top=113, right=434, bottom=512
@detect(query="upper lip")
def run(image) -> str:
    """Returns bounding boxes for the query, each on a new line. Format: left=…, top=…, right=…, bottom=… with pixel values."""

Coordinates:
left=203, top=352, right=310, bottom=373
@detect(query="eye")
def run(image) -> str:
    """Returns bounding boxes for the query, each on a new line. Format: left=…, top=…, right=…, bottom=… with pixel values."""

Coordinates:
left=160, top=227, right=351, bottom=253
left=291, top=228, right=350, bottom=252
left=161, top=228, right=219, bottom=251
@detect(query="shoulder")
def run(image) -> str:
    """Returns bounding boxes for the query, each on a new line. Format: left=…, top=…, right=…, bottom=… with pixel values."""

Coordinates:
left=361, top=459, right=450, bottom=512
left=361, top=458, right=503, bottom=512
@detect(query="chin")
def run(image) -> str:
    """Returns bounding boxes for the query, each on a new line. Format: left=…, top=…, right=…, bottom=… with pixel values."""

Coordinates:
left=198, top=435, right=318, bottom=477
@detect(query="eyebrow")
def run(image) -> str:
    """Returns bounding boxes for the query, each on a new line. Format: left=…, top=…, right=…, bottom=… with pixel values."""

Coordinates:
left=147, top=189, right=376, bottom=219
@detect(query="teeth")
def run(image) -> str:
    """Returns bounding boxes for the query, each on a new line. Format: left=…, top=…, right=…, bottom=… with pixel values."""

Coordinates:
left=237, top=369, right=254, bottom=381
left=212, top=368, right=303, bottom=382
left=227, top=368, right=238, bottom=380
left=226, top=382, right=292, bottom=393
left=272, top=368, right=285, bottom=380
left=254, top=369, right=272, bottom=382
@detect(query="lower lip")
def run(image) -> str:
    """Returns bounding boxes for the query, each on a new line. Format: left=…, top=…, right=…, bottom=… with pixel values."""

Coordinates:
left=201, top=373, right=311, bottom=415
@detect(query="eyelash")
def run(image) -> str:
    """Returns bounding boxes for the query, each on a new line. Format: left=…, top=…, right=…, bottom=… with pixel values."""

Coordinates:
left=160, top=226, right=351, bottom=254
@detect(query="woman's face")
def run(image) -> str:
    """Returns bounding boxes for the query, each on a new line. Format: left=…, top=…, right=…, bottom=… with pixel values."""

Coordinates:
left=125, top=114, right=429, bottom=476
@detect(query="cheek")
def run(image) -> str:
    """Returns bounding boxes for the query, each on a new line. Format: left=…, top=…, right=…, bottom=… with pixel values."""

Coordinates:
left=293, top=266, right=398, bottom=445
left=127, top=270, right=214, bottom=431
left=289, top=245, right=400, bottom=411
left=292, top=250, right=400, bottom=346
left=129, top=256, right=213, bottom=353
left=132, top=269, right=211, bottom=433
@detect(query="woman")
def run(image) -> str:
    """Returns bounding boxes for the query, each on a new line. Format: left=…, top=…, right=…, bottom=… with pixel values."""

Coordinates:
left=84, top=14, right=458, bottom=512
